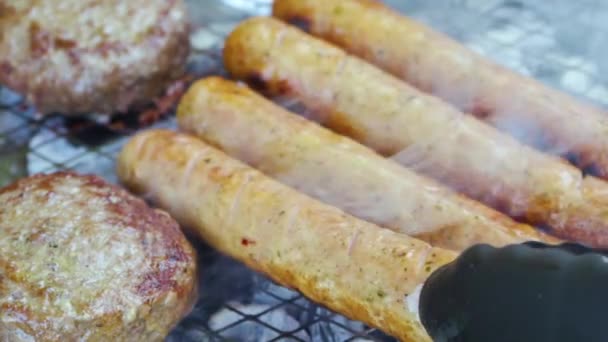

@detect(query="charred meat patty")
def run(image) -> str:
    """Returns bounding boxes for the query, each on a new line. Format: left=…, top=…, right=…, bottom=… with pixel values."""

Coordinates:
left=0, top=172, right=197, bottom=341
left=0, top=0, right=190, bottom=115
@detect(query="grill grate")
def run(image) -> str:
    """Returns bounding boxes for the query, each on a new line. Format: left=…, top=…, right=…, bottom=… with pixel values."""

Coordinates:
left=1, top=0, right=607, bottom=341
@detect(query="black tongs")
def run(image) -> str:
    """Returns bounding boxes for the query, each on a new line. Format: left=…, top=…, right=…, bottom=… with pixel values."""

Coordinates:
left=420, top=242, right=608, bottom=342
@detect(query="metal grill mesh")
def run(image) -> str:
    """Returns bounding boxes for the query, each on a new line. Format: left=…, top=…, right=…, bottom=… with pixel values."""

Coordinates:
left=1, top=0, right=607, bottom=340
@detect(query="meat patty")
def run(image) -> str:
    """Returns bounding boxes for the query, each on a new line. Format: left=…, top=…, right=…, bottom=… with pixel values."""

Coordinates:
left=0, top=0, right=190, bottom=115
left=0, top=172, right=197, bottom=341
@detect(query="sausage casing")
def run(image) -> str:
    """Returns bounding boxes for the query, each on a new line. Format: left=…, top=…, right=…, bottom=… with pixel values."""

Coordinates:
left=117, top=129, right=457, bottom=342
left=223, top=17, right=608, bottom=247
left=177, top=76, right=557, bottom=251
left=273, top=0, right=608, bottom=179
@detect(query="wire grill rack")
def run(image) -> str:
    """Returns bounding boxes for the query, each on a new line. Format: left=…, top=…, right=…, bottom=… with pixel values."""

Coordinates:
left=1, top=0, right=607, bottom=341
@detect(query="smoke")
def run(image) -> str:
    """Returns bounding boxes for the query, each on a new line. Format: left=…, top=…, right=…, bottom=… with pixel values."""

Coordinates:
left=218, top=0, right=272, bottom=15
left=382, top=0, right=496, bottom=41
left=537, top=0, right=608, bottom=93
left=0, top=87, right=22, bottom=108
left=384, top=0, right=608, bottom=108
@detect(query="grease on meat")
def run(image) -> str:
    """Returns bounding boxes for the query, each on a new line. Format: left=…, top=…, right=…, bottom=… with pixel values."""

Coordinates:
left=0, top=172, right=197, bottom=341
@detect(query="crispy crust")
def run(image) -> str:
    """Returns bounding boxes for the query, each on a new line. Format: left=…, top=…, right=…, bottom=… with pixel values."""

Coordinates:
left=0, top=0, right=190, bottom=115
left=177, top=77, right=559, bottom=251
left=273, top=0, right=608, bottom=180
left=117, top=129, right=458, bottom=342
left=0, top=172, right=197, bottom=341
left=223, top=17, right=608, bottom=248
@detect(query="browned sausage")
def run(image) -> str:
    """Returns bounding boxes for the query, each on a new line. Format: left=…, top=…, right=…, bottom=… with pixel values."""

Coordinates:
left=117, top=129, right=457, bottom=342
left=177, top=76, right=558, bottom=251
left=273, top=0, right=608, bottom=179
left=223, top=17, right=608, bottom=248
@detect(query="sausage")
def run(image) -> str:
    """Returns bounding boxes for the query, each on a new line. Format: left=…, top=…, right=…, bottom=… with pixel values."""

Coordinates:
left=176, top=76, right=558, bottom=251
left=116, top=129, right=457, bottom=342
left=272, top=0, right=608, bottom=179
left=222, top=17, right=608, bottom=248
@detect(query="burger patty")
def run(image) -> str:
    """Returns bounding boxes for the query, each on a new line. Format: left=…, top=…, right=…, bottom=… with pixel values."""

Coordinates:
left=0, top=0, right=190, bottom=115
left=0, top=172, right=197, bottom=341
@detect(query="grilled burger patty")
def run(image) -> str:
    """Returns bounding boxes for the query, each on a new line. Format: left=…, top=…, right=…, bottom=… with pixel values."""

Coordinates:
left=0, top=172, right=197, bottom=341
left=0, top=0, right=190, bottom=115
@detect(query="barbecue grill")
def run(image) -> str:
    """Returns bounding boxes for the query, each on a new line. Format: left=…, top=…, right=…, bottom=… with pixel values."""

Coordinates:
left=1, top=0, right=606, bottom=340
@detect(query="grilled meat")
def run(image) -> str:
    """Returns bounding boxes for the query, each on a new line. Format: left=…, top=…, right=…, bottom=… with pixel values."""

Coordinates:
left=0, top=172, right=197, bottom=341
left=176, top=77, right=558, bottom=251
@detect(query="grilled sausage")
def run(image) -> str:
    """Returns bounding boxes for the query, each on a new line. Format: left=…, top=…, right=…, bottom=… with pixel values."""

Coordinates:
left=223, top=17, right=608, bottom=248
left=0, top=172, right=197, bottom=341
left=273, top=0, right=608, bottom=179
left=176, top=77, right=557, bottom=251
left=420, top=242, right=608, bottom=342
left=117, top=129, right=457, bottom=342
